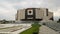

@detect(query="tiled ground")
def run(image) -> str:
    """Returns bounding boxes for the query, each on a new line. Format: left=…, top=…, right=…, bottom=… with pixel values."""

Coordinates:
left=0, top=24, right=31, bottom=34
left=39, top=21, right=60, bottom=34
left=39, top=25, right=59, bottom=34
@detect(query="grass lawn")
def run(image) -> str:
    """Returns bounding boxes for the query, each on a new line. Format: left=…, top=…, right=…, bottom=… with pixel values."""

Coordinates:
left=20, top=22, right=41, bottom=34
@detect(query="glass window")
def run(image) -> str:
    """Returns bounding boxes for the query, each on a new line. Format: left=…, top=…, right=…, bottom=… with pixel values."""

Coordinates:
left=29, top=11, right=31, bottom=13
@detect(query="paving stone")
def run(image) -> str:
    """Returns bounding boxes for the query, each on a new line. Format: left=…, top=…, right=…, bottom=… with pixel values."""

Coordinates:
left=39, top=25, right=59, bottom=34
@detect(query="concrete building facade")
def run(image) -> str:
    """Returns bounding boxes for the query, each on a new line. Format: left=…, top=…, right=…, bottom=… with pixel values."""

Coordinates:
left=16, top=8, right=53, bottom=22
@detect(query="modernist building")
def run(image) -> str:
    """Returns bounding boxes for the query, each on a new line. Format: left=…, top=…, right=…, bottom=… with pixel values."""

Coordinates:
left=16, top=8, right=53, bottom=22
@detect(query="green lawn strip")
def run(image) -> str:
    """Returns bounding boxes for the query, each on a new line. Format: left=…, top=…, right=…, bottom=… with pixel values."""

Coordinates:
left=20, top=23, right=41, bottom=34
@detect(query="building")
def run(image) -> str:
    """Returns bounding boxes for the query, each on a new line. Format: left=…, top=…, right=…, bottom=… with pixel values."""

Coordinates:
left=16, top=8, right=53, bottom=22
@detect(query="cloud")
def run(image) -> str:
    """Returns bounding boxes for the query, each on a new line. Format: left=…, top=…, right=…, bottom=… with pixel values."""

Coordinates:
left=13, top=0, right=45, bottom=9
left=0, top=0, right=60, bottom=20
left=0, top=1, right=16, bottom=20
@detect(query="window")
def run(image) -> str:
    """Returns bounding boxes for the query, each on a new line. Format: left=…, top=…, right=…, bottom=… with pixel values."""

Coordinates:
left=27, top=10, right=33, bottom=15
left=29, top=11, right=31, bottom=13
left=49, top=17, right=53, bottom=21
left=46, top=9, right=48, bottom=16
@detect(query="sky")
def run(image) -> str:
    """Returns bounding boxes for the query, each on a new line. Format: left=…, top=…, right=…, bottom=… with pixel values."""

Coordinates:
left=0, top=0, right=60, bottom=21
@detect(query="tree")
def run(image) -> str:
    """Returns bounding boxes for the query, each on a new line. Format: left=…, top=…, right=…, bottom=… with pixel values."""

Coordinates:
left=1, top=19, right=7, bottom=24
left=57, top=19, right=60, bottom=23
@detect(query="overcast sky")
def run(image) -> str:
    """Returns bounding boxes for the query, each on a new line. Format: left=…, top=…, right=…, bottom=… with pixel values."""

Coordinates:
left=0, top=0, right=60, bottom=20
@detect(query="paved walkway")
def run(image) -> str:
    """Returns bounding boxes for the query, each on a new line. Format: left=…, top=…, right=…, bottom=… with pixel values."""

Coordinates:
left=39, top=25, right=59, bottom=34
left=0, top=24, right=31, bottom=34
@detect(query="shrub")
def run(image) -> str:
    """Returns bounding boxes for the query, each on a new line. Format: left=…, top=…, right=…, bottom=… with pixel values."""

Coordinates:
left=43, top=23, right=46, bottom=25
